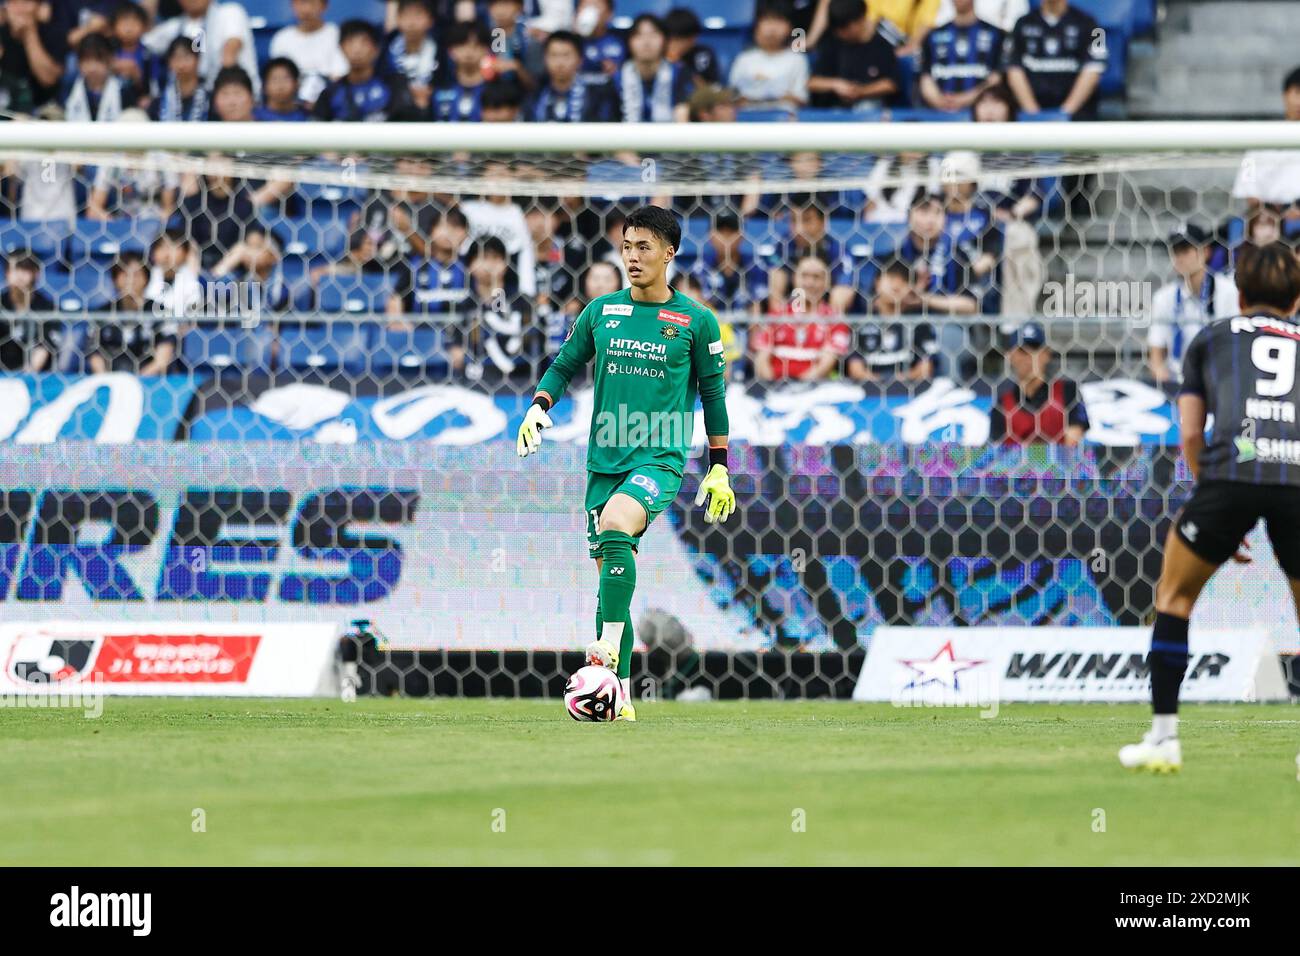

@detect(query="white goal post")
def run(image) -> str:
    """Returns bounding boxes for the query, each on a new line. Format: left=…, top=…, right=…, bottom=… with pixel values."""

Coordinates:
left=4, top=119, right=1300, bottom=153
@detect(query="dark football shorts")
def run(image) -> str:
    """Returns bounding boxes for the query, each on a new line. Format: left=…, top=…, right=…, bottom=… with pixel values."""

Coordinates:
left=1174, top=480, right=1300, bottom=578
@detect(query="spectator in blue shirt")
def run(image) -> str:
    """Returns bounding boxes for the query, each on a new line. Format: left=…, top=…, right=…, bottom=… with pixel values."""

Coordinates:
left=211, top=66, right=257, bottom=121
left=382, top=0, right=440, bottom=114
left=1004, top=0, right=1106, bottom=119
left=487, top=0, right=537, bottom=94
left=64, top=33, right=138, bottom=122
left=528, top=30, right=620, bottom=122
left=940, top=150, right=1003, bottom=314
left=435, top=21, right=515, bottom=122
left=575, top=0, right=624, bottom=84
left=893, top=192, right=980, bottom=315
left=892, top=191, right=986, bottom=378
left=664, top=8, right=720, bottom=88
left=690, top=212, right=769, bottom=316
left=619, top=14, right=693, bottom=123
left=919, top=0, right=1003, bottom=112
left=314, top=19, right=420, bottom=121
left=390, top=205, right=471, bottom=321
left=110, top=1, right=159, bottom=110
left=760, top=199, right=853, bottom=310
left=151, top=36, right=208, bottom=121
left=256, top=58, right=311, bottom=121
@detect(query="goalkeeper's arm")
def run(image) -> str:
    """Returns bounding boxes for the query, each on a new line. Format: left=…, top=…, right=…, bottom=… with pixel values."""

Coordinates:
left=517, top=307, right=595, bottom=458
left=693, top=329, right=735, bottom=523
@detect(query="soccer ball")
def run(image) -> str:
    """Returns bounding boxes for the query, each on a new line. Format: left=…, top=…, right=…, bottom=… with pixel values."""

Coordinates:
left=564, top=666, right=623, bottom=722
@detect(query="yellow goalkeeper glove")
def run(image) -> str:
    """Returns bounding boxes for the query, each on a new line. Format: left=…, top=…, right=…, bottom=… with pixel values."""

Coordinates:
left=694, top=464, right=736, bottom=524
left=516, top=402, right=553, bottom=457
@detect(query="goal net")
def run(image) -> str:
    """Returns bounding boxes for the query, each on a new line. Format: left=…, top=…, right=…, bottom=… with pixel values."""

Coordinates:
left=0, top=121, right=1297, bottom=699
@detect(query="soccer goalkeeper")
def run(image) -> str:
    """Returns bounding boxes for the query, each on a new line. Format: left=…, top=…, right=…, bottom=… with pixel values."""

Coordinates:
left=516, top=205, right=735, bottom=721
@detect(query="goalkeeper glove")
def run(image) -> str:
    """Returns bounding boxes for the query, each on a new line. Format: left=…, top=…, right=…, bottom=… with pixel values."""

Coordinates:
left=694, top=464, right=736, bottom=524
left=516, top=401, right=553, bottom=457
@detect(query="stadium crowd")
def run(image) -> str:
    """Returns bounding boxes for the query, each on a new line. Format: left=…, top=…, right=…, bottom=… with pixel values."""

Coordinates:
left=0, top=0, right=1295, bottom=444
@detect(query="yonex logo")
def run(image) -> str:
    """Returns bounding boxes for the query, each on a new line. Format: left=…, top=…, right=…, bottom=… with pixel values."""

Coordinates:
left=605, top=320, right=621, bottom=329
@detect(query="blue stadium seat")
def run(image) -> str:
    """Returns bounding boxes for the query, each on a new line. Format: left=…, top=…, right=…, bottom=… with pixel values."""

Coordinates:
left=368, top=324, right=449, bottom=376
left=610, top=0, right=671, bottom=27
left=1131, top=0, right=1156, bottom=35
left=1065, top=0, right=1137, bottom=33
left=696, top=0, right=756, bottom=30
left=889, top=108, right=971, bottom=122
left=269, top=215, right=350, bottom=262
left=245, top=0, right=296, bottom=30
left=796, top=106, right=884, bottom=122
left=705, top=27, right=748, bottom=75
left=676, top=215, right=713, bottom=262
left=1098, top=31, right=1127, bottom=98
left=1020, top=109, right=1072, bottom=122
left=314, top=272, right=393, bottom=313
left=182, top=323, right=274, bottom=372
left=895, top=52, right=917, bottom=108
left=66, top=218, right=161, bottom=261
left=736, top=107, right=798, bottom=123
left=0, top=220, right=65, bottom=259
left=297, top=167, right=369, bottom=212
left=253, top=25, right=277, bottom=67
left=42, top=266, right=113, bottom=312
left=276, top=321, right=370, bottom=372
left=323, top=0, right=386, bottom=24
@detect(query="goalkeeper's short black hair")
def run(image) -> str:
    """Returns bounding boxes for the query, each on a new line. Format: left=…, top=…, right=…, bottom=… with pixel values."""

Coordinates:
left=623, top=205, right=681, bottom=251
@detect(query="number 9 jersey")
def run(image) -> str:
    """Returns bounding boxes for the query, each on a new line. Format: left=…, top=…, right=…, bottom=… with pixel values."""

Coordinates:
left=1180, top=313, right=1300, bottom=486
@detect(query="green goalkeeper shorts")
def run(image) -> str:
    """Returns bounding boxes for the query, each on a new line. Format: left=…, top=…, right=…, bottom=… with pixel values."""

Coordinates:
left=584, top=464, right=682, bottom=557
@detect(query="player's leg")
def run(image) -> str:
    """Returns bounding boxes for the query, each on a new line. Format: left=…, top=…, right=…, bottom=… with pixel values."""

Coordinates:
left=584, top=474, right=621, bottom=670
left=1261, top=493, right=1300, bottom=779
left=584, top=466, right=681, bottom=720
left=594, top=491, right=646, bottom=676
left=1121, top=482, right=1249, bottom=771
left=1289, top=577, right=1300, bottom=782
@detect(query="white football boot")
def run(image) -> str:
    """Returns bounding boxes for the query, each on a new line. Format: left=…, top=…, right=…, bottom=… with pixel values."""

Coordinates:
left=585, top=638, right=618, bottom=671
left=1118, top=733, right=1183, bottom=773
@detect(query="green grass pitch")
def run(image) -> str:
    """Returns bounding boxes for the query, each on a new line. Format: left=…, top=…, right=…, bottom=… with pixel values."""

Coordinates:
left=2, top=698, right=1298, bottom=866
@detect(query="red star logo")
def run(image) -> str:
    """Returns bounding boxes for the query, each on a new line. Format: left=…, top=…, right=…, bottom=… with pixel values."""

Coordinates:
left=898, top=640, right=988, bottom=692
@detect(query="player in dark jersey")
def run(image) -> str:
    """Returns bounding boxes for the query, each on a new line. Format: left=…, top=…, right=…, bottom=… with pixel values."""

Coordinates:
left=1120, top=242, right=1300, bottom=774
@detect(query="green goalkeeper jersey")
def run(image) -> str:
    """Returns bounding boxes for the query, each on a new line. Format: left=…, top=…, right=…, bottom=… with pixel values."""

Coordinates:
left=536, top=288, right=730, bottom=476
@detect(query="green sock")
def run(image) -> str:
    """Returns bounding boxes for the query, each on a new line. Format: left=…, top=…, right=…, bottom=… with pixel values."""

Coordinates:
left=595, top=590, right=603, bottom=642
left=597, top=530, right=637, bottom=679
left=618, top=609, right=634, bottom=681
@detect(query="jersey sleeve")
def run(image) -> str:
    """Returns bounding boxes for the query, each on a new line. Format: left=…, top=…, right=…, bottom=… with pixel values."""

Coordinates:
left=536, top=301, right=596, bottom=402
left=1178, top=326, right=1211, bottom=398
left=692, top=308, right=729, bottom=438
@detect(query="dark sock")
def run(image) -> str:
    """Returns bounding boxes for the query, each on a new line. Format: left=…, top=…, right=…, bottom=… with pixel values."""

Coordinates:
left=1149, top=611, right=1190, bottom=716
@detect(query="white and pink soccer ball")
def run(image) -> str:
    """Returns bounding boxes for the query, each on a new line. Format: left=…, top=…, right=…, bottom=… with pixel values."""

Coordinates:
left=564, top=666, right=624, bottom=722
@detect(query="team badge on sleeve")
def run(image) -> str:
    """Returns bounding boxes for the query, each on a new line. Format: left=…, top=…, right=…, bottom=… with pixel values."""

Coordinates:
left=708, top=340, right=724, bottom=355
